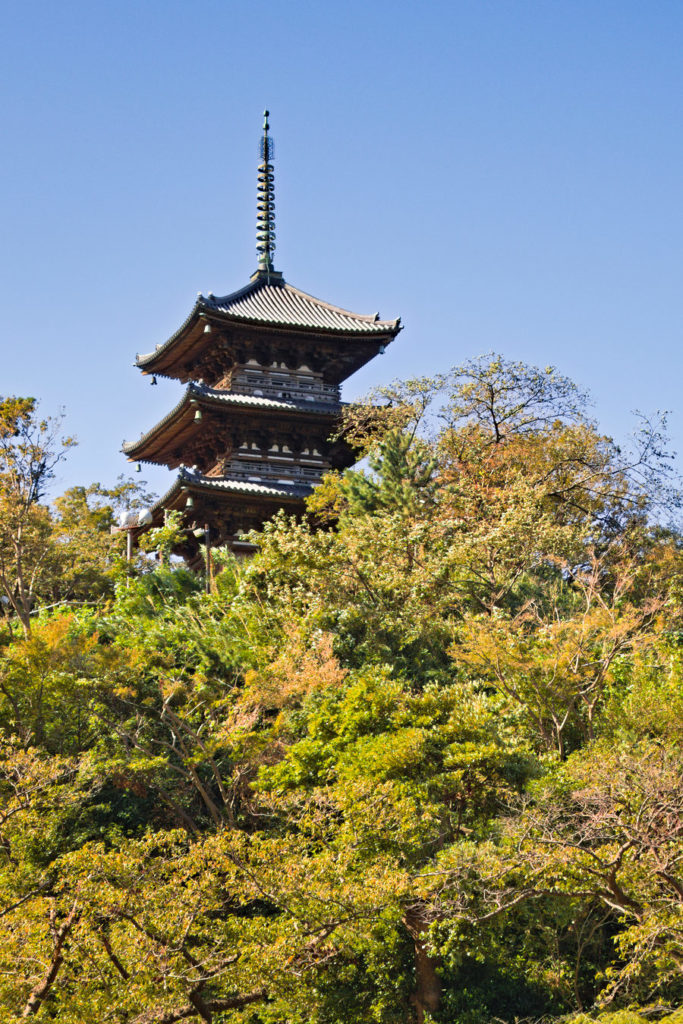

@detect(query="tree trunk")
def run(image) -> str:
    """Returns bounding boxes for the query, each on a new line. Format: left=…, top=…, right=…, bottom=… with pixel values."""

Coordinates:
left=22, top=905, right=78, bottom=1016
left=403, top=903, right=441, bottom=1023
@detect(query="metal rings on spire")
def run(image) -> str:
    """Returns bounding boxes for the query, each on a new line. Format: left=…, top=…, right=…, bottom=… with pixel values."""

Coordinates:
left=257, top=110, right=276, bottom=270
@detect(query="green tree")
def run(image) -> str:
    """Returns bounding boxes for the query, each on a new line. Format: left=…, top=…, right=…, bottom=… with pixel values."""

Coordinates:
left=0, top=397, right=75, bottom=633
left=0, top=359, right=680, bottom=1023
left=48, top=476, right=156, bottom=604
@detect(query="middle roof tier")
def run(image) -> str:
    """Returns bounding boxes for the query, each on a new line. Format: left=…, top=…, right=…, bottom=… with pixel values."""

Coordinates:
left=122, top=382, right=354, bottom=473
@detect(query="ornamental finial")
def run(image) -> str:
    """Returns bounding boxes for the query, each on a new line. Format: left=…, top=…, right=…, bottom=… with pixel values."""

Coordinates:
left=256, top=109, right=276, bottom=274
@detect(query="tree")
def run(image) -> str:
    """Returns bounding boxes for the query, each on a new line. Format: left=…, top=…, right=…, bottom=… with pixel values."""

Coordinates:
left=450, top=740, right=683, bottom=1008
left=451, top=556, right=664, bottom=757
left=48, top=476, right=156, bottom=603
left=0, top=397, right=75, bottom=633
left=340, top=430, right=438, bottom=517
left=0, top=359, right=681, bottom=1022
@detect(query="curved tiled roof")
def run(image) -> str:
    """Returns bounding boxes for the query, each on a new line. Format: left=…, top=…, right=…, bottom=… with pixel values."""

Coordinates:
left=186, top=383, right=340, bottom=415
left=135, top=272, right=401, bottom=372
left=201, top=273, right=400, bottom=335
left=148, top=469, right=312, bottom=516
left=178, top=467, right=312, bottom=498
left=122, top=383, right=340, bottom=456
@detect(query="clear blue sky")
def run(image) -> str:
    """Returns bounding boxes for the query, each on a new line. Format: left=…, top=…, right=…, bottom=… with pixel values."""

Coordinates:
left=1, top=0, right=682, bottom=498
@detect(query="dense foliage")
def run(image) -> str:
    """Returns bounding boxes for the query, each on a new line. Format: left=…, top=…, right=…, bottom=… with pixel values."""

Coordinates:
left=0, top=358, right=681, bottom=1023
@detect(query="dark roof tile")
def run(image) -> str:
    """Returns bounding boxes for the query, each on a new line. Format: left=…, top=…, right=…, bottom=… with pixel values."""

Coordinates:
left=202, top=275, right=399, bottom=335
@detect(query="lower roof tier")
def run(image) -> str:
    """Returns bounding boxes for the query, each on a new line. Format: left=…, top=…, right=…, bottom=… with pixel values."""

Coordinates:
left=136, top=468, right=313, bottom=545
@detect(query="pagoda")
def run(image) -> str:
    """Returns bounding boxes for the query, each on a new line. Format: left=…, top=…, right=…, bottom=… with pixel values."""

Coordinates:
left=123, top=112, right=401, bottom=565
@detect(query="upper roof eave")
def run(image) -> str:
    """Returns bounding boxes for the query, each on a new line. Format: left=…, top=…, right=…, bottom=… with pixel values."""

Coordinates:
left=135, top=298, right=203, bottom=369
left=202, top=306, right=401, bottom=339
left=135, top=276, right=401, bottom=370
left=202, top=275, right=401, bottom=335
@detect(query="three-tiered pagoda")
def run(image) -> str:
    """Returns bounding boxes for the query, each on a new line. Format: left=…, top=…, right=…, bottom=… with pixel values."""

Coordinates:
left=123, top=112, right=401, bottom=565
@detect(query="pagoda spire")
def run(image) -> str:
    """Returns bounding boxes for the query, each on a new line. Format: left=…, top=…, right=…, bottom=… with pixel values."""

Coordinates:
left=256, top=109, right=276, bottom=276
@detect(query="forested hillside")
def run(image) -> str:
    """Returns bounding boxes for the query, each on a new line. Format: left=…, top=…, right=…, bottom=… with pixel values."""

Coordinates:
left=0, top=358, right=681, bottom=1024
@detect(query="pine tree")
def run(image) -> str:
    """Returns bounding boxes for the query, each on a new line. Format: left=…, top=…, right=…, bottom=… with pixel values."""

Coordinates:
left=342, top=429, right=437, bottom=516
